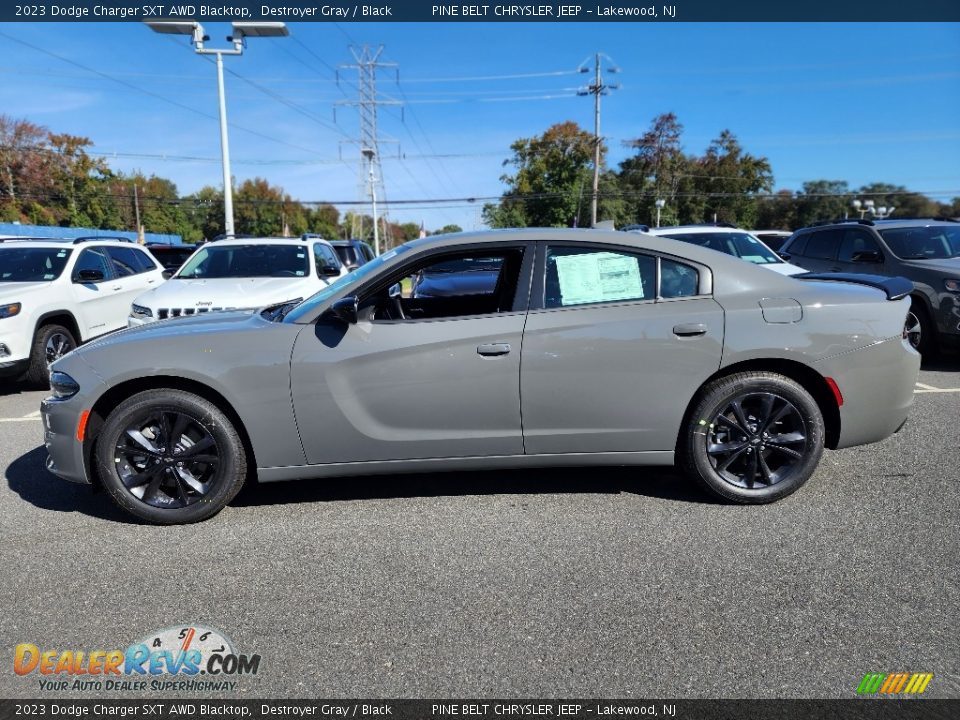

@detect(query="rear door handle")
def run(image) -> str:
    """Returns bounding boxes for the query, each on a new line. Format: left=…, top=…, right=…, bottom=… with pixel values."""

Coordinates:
left=477, top=343, right=511, bottom=356
left=829, top=266, right=841, bottom=272
left=112, top=286, right=123, bottom=291
left=673, top=323, right=707, bottom=337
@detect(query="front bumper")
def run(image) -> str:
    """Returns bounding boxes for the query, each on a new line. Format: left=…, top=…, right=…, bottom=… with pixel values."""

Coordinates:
left=41, top=395, right=91, bottom=484
left=127, top=314, right=155, bottom=328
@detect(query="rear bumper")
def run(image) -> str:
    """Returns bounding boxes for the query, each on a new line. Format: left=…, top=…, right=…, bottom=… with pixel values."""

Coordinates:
left=816, top=336, right=921, bottom=450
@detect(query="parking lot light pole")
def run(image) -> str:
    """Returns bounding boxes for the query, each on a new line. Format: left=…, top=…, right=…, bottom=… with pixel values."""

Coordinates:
left=145, top=20, right=288, bottom=238
left=655, top=198, right=666, bottom=227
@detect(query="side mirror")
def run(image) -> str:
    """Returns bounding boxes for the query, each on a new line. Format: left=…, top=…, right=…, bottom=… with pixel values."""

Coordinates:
left=75, top=268, right=105, bottom=283
left=778, top=252, right=791, bottom=262
left=852, top=250, right=883, bottom=263
left=388, top=282, right=402, bottom=299
left=329, top=295, right=359, bottom=324
left=320, top=264, right=341, bottom=278
left=162, top=270, right=174, bottom=280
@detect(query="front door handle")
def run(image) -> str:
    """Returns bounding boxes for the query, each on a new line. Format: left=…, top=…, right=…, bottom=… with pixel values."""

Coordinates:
left=673, top=323, right=707, bottom=337
left=477, top=343, right=511, bottom=356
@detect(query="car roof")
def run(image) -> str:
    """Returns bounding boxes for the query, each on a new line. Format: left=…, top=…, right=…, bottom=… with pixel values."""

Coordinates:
left=206, top=237, right=323, bottom=247
left=0, top=238, right=145, bottom=249
left=646, top=225, right=752, bottom=235
left=796, top=218, right=959, bottom=232
left=402, top=227, right=781, bottom=272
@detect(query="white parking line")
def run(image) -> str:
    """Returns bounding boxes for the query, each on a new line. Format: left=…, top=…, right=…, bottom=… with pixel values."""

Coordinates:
left=915, top=382, right=960, bottom=393
left=0, top=409, right=41, bottom=422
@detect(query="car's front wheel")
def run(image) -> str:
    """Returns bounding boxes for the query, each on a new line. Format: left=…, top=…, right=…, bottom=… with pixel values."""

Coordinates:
left=26, top=323, right=76, bottom=386
left=680, top=372, right=825, bottom=503
left=96, top=389, right=247, bottom=524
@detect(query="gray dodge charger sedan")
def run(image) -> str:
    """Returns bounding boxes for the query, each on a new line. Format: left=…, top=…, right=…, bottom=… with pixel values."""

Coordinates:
left=41, top=229, right=921, bottom=524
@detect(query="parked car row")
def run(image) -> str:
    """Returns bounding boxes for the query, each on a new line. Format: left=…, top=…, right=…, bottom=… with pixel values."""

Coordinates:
left=0, top=234, right=368, bottom=384
left=40, top=227, right=921, bottom=524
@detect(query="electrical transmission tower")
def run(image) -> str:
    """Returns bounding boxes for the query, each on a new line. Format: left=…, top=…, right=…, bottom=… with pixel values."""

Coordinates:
left=577, top=53, right=620, bottom=228
left=336, top=45, right=401, bottom=254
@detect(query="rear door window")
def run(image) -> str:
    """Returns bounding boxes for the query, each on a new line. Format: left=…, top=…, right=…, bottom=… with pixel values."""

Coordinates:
left=545, top=247, right=657, bottom=308
left=837, top=229, right=882, bottom=263
left=804, top=230, right=842, bottom=260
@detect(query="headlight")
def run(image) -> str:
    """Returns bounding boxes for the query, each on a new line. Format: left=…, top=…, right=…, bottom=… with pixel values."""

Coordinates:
left=944, top=279, right=960, bottom=293
left=49, top=371, right=80, bottom=400
left=0, top=302, right=21, bottom=319
left=131, top=304, right=153, bottom=318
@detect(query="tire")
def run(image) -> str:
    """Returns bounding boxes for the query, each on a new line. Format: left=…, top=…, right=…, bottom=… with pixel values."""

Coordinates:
left=26, top=323, right=77, bottom=387
left=904, top=301, right=935, bottom=357
left=95, top=389, right=247, bottom=524
left=680, top=372, right=825, bottom=504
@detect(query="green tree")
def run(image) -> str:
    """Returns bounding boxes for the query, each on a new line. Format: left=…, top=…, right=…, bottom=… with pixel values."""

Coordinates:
left=484, top=121, right=602, bottom=228
left=619, top=112, right=688, bottom=225
left=793, top=180, right=851, bottom=227
left=694, top=130, right=773, bottom=227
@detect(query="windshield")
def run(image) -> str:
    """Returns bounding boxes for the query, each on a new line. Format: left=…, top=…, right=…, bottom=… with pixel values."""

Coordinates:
left=284, top=244, right=412, bottom=322
left=176, top=244, right=310, bottom=279
left=0, top=247, right=72, bottom=282
left=661, top=232, right=782, bottom=265
left=879, top=226, right=960, bottom=260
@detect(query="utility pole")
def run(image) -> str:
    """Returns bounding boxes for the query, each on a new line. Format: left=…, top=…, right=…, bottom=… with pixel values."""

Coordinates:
left=133, top=182, right=144, bottom=243
left=336, top=45, right=401, bottom=255
left=578, top=53, right=619, bottom=228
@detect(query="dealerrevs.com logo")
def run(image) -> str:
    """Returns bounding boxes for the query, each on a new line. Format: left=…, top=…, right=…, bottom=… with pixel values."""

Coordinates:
left=13, top=625, right=261, bottom=692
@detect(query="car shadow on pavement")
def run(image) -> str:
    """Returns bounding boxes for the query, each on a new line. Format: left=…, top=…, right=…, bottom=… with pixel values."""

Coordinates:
left=6, top=446, right=133, bottom=523
left=232, top=465, right=721, bottom=509
left=921, top=355, right=960, bottom=372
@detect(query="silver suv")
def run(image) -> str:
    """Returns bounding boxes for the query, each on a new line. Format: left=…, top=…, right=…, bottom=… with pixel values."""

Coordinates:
left=780, top=218, right=960, bottom=355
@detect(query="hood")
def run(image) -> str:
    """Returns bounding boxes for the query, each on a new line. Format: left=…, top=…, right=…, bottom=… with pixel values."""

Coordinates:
left=134, top=276, right=320, bottom=310
left=0, top=281, right=51, bottom=299
left=83, top=310, right=262, bottom=352
left=897, top=257, right=960, bottom=275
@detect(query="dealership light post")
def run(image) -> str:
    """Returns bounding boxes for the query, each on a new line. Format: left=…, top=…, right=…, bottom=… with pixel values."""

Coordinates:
left=655, top=198, right=666, bottom=227
left=852, top=198, right=895, bottom=220
left=146, top=20, right=289, bottom=238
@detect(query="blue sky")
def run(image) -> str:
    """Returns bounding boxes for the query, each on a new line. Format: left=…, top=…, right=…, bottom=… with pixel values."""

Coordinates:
left=1, top=21, right=958, bottom=232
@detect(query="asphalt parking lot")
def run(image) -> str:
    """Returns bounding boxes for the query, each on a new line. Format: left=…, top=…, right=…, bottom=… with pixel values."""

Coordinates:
left=1, top=361, right=958, bottom=699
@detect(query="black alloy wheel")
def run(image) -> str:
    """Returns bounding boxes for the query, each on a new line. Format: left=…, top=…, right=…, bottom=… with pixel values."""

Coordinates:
left=97, top=389, right=247, bottom=524
left=706, top=392, right=808, bottom=489
left=681, top=371, right=825, bottom=504
left=114, top=409, right=220, bottom=509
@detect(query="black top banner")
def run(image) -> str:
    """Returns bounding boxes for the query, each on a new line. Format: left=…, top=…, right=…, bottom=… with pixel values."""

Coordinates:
left=4, top=0, right=960, bottom=22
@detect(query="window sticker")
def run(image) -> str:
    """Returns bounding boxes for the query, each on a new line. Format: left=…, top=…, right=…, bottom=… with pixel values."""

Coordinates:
left=554, top=252, right=644, bottom=306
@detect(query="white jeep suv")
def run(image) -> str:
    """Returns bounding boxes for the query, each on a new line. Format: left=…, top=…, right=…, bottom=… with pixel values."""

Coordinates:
left=0, top=237, right=166, bottom=384
left=128, top=237, right=348, bottom=326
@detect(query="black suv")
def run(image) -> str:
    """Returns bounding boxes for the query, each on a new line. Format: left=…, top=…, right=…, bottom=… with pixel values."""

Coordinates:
left=780, top=218, right=960, bottom=355
left=328, top=239, right=376, bottom=271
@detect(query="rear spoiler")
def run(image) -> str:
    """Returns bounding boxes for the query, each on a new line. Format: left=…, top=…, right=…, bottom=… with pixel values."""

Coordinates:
left=794, top=273, right=913, bottom=301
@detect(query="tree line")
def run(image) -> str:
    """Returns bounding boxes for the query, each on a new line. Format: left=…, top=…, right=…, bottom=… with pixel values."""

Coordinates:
left=482, top=113, right=960, bottom=229
left=3, top=113, right=956, bottom=244
left=0, top=115, right=460, bottom=245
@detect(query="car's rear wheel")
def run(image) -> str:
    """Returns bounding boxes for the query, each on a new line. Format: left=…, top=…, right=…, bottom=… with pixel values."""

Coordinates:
left=26, top=323, right=76, bottom=386
left=905, top=301, right=934, bottom=357
left=96, top=389, right=246, bottom=524
left=681, top=372, right=825, bottom=503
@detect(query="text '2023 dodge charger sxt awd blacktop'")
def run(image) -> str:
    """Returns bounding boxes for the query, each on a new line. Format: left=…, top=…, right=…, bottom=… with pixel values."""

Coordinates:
left=41, top=229, right=921, bottom=524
